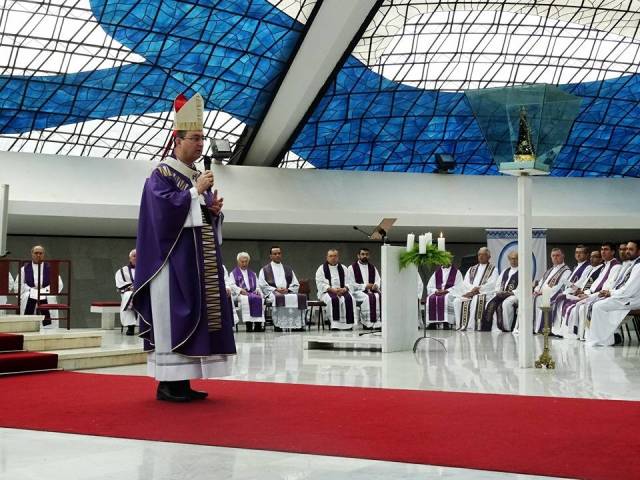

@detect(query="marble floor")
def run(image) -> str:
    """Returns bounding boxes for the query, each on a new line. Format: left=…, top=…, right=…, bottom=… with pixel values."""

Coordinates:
left=3, top=327, right=638, bottom=479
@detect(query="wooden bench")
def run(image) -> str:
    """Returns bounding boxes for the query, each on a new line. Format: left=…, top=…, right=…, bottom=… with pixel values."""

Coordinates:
left=90, top=301, right=121, bottom=330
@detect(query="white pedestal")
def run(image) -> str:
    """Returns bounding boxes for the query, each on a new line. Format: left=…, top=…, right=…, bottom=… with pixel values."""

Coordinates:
left=90, top=306, right=120, bottom=330
left=381, top=245, right=416, bottom=353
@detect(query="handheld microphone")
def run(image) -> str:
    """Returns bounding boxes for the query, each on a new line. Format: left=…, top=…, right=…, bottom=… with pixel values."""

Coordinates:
left=203, top=155, right=212, bottom=173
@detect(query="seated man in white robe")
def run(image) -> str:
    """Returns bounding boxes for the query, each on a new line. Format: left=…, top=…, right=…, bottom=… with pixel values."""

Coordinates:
left=114, top=249, right=138, bottom=335
left=421, top=262, right=463, bottom=330
left=560, top=249, right=604, bottom=338
left=453, top=247, right=498, bottom=331
left=316, top=249, right=357, bottom=330
left=553, top=245, right=593, bottom=335
left=19, top=245, right=64, bottom=328
left=569, top=242, right=622, bottom=340
left=230, top=252, right=265, bottom=332
left=223, top=265, right=240, bottom=326
left=258, top=246, right=307, bottom=331
left=587, top=240, right=640, bottom=346
left=481, top=251, right=519, bottom=332
left=532, top=248, right=571, bottom=335
left=347, top=247, right=381, bottom=329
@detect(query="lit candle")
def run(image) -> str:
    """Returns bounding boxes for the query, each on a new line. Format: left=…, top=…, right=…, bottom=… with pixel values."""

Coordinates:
left=541, top=286, right=552, bottom=307
left=425, top=232, right=433, bottom=245
left=406, top=233, right=415, bottom=252
left=418, top=234, right=427, bottom=254
left=437, top=232, right=446, bottom=251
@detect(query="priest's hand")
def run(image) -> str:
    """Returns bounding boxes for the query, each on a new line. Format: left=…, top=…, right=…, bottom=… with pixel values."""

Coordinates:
left=240, top=289, right=248, bottom=295
left=276, top=287, right=288, bottom=294
left=196, top=171, right=214, bottom=194
left=209, top=192, right=223, bottom=215
left=599, top=290, right=611, bottom=298
left=366, top=283, right=375, bottom=291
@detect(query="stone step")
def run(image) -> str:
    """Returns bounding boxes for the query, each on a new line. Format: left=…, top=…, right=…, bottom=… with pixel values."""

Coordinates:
left=0, top=315, right=44, bottom=333
left=22, top=331, right=103, bottom=351
left=53, top=346, right=146, bottom=371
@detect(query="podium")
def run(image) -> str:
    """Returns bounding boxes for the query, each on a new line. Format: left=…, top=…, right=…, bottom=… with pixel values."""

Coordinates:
left=304, top=245, right=416, bottom=353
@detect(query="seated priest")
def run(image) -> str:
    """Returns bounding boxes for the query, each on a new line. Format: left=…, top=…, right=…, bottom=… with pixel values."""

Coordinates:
left=566, top=242, right=621, bottom=340
left=532, top=248, right=571, bottom=335
left=258, top=246, right=307, bottom=331
left=114, top=249, right=138, bottom=336
left=316, top=249, right=357, bottom=330
left=19, top=245, right=64, bottom=328
left=453, top=247, right=498, bottom=331
left=420, top=261, right=463, bottom=330
left=347, top=248, right=381, bottom=329
left=230, top=252, right=265, bottom=332
left=559, top=249, right=604, bottom=338
left=587, top=240, right=640, bottom=346
left=223, top=265, right=240, bottom=326
left=481, top=251, right=519, bottom=332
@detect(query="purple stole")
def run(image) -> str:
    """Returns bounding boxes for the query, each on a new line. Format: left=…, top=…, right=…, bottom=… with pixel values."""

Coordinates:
left=591, top=259, right=619, bottom=293
left=231, top=267, right=262, bottom=317
left=350, top=261, right=380, bottom=323
left=562, top=265, right=603, bottom=321
left=426, top=266, right=458, bottom=322
left=23, top=262, right=51, bottom=321
left=459, top=264, right=495, bottom=331
left=482, top=269, right=518, bottom=331
left=570, top=262, right=589, bottom=283
left=262, top=263, right=307, bottom=310
left=323, top=262, right=354, bottom=324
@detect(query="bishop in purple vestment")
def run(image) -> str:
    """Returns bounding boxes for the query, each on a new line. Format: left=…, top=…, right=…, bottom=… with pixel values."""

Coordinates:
left=132, top=93, right=236, bottom=403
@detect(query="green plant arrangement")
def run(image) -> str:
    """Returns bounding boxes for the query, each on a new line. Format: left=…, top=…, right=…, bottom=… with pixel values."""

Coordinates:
left=399, top=244, right=453, bottom=270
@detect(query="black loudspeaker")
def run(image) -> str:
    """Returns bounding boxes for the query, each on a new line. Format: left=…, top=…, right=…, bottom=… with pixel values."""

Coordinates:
left=435, top=153, right=456, bottom=173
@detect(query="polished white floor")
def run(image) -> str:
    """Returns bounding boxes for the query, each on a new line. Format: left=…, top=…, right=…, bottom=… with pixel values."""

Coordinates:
left=4, top=327, right=638, bottom=479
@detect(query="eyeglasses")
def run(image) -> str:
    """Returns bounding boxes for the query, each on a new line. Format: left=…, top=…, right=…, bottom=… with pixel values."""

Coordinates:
left=183, top=135, right=209, bottom=143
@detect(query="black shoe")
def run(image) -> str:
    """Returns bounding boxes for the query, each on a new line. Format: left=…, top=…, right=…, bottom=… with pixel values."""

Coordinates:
left=614, top=333, right=623, bottom=346
left=255, top=324, right=265, bottom=332
left=246, top=323, right=254, bottom=332
left=42, top=318, right=52, bottom=327
left=183, top=380, right=208, bottom=400
left=426, top=324, right=438, bottom=330
left=274, top=327, right=283, bottom=332
left=126, top=325, right=135, bottom=336
left=156, top=381, right=190, bottom=403
left=442, top=323, right=451, bottom=330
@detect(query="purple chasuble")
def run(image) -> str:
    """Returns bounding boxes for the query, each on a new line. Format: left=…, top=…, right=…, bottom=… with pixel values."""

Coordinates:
left=426, top=266, right=458, bottom=322
left=132, top=162, right=236, bottom=357
left=262, top=263, right=307, bottom=310
left=323, top=262, right=355, bottom=324
left=231, top=267, right=262, bottom=317
left=350, top=261, right=380, bottom=323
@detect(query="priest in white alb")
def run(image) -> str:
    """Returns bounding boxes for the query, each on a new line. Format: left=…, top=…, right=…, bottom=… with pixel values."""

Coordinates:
left=587, top=240, right=640, bottom=346
left=114, top=249, right=138, bottom=335
left=532, top=248, right=571, bottom=335
left=347, top=247, right=381, bottom=329
left=230, top=252, right=265, bottom=332
left=481, top=250, right=519, bottom=332
left=419, top=261, right=463, bottom=329
left=316, top=249, right=357, bottom=330
left=453, top=247, right=498, bottom=331
left=19, top=245, right=64, bottom=328
left=258, top=246, right=307, bottom=331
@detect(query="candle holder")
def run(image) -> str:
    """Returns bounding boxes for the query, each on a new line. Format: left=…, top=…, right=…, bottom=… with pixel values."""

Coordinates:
left=535, top=306, right=555, bottom=369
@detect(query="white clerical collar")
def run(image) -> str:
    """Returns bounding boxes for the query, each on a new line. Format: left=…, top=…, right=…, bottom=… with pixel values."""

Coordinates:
left=328, top=263, right=339, bottom=268
left=510, top=267, right=518, bottom=273
left=163, top=157, right=200, bottom=183
left=576, top=261, right=587, bottom=267
left=358, top=261, right=368, bottom=266
left=271, top=261, right=283, bottom=268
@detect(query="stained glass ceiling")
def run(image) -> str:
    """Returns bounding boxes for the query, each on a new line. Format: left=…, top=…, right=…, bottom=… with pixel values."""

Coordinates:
left=1, top=0, right=640, bottom=176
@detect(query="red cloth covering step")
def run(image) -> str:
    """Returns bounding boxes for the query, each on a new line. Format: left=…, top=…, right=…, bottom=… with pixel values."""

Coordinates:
left=0, top=352, right=58, bottom=374
left=91, top=301, right=121, bottom=307
left=1, top=371, right=639, bottom=480
left=0, top=333, right=24, bottom=352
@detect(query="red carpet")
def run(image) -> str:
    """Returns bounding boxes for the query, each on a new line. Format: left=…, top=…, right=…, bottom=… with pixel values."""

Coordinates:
left=1, top=371, right=639, bottom=480
left=0, top=333, right=23, bottom=351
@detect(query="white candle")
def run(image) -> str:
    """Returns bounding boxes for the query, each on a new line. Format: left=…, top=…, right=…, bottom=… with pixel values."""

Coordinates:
left=418, top=234, right=427, bottom=254
left=406, top=233, right=415, bottom=252
left=425, top=232, right=433, bottom=245
left=541, top=286, right=552, bottom=307
left=437, top=232, right=446, bottom=251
